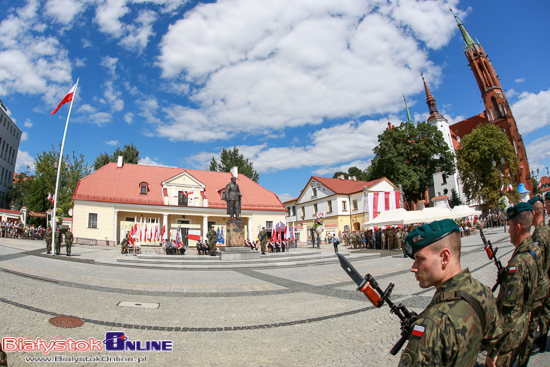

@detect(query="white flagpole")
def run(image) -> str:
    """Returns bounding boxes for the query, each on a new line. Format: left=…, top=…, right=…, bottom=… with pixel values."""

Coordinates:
left=51, top=78, right=79, bottom=255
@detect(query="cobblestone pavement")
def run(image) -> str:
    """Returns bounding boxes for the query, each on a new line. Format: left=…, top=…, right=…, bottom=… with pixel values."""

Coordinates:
left=1, top=228, right=549, bottom=366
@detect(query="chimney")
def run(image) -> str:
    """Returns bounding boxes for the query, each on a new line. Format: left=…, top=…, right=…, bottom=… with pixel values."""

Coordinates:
left=117, top=156, right=123, bottom=168
left=338, top=174, right=345, bottom=180
left=349, top=176, right=357, bottom=181
left=230, top=166, right=238, bottom=178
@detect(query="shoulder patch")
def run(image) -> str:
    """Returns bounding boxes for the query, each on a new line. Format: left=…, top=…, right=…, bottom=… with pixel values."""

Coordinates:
left=411, top=325, right=425, bottom=338
left=509, top=267, right=516, bottom=274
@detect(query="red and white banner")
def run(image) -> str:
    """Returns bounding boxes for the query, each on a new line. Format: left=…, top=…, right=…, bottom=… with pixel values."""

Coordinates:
left=368, top=191, right=401, bottom=220
left=50, top=83, right=77, bottom=115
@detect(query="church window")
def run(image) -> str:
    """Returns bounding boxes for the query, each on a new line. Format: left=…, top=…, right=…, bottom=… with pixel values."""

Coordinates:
left=492, top=97, right=503, bottom=118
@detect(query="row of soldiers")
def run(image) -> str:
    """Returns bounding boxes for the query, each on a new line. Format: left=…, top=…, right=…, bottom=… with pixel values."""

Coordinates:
left=44, top=227, right=73, bottom=256
left=394, top=193, right=550, bottom=366
left=343, top=228, right=404, bottom=250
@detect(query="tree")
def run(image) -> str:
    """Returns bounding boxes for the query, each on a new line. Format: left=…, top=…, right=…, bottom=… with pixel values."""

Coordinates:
left=532, top=177, right=540, bottom=196
left=456, top=123, right=519, bottom=209
left=93, top=143, right=140, bottom=170
left=35, top=145, right=91, bottom=217
left=8, top=169, right=34, bottom=210
left=333, top=167, right=368, bottom=181
left=448, top=188, right=462, bottom=209
left=209, top=147, right=260, bottom=182
left=26, top=175, right=49, bottom=227
left=366, top=121, right=455, bottom=203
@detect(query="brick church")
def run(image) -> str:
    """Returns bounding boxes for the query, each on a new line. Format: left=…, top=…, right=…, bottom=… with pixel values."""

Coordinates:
left=449, top=11, right=532, bottom=192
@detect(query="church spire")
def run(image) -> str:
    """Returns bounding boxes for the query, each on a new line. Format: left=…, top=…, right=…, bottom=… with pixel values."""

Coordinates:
left=450, top=9, right=476, bottom=50
left=422, top=74, right=444, bottom=123
left=403, top=96, right=413, bottom=123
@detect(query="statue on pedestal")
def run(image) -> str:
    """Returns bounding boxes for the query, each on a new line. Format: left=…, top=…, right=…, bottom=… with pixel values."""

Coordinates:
left=224, top=177, right=242, bottom=220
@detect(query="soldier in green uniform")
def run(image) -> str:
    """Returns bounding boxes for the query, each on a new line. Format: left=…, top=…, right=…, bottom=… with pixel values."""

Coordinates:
left=64, top=228, right=73, bottom=256
left=487, top=202, right=539, bottom=367
left=207, top=225, right=218, bottom=256
left=396, top=228, right=403, bottom=251
left=54, top=228, right=62, bottom=255
left=259, top=227, right=268, bottom=255
left=45, top=226, right=52, bottom=254
left=533, top=193, right=550, bottom=354
left=400, top=219, right=502, bottom=366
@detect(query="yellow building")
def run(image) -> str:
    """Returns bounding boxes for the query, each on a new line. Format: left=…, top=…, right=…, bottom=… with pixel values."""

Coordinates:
left=72, top=162, right=286, bottom=245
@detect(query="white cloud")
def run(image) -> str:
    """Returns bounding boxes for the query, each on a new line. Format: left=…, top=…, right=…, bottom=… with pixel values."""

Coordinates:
left=103, top=81, right=124, bottom=112
left=526, top=135, right=550, bottom=174
left=156, top=0, right=456, bottom=142
left=513, top=89, right=550, bottom=135
left=119, top=10, right=157, bottom=51
left=124, top=112, right=134, bottom=124
left=100, top=56, right=119, bottom=78
left=24, top=119, right=33, bottom=128
left=45, top=0, right=88, bottom=25
left=313, top=160, right=371, bottom=176
left=105, top=140, right=119, bottom=146
left=21, top=132, right=28, bottom=141
left=515, top=77, right=525, bottom=84
left=89, top=112, right=112, bottom=125
left=138, top=156, right=173, bottom=167
left=16, top=150, right=36, bottom=172
left=277, top=193, right=296, bottom=203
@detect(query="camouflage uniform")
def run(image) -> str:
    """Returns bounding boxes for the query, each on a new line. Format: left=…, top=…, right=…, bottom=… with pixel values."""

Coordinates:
left=259, top=229, right=268, bottom=254
left=54, top=230, right=62, bottom=255
left=207, top=228, right=218, bottom=256
left=492, top=236, right=539, bottom=366
left=64, top=230, right=73, bottom=255
left=45, top=227, right=52, bottom=254
left=398, top=269, right=502, bottom=366
left=534, top=222, right=550, bottom=350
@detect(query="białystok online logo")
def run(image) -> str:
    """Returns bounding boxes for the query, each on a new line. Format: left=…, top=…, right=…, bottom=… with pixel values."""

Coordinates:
left=2, top=332, right=172, bottom=354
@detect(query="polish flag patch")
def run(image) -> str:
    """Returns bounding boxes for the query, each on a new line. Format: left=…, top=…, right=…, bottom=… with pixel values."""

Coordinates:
left=509, top=267, right=516, bottom=274
left=412, top=325, right=425, bottom=338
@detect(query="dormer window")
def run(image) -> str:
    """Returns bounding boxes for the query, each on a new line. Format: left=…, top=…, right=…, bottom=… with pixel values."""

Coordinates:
left=139, top=182, right=149, bottom=195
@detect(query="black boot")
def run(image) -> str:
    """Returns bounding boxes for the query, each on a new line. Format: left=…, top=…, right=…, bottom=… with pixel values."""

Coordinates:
left=532, top=334, right=548, bottom=354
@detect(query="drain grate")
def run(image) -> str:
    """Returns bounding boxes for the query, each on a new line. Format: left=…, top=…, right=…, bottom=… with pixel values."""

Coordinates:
left=118, top=301, right=159, bottom=309
left=49, top=316, right=84, bottom=328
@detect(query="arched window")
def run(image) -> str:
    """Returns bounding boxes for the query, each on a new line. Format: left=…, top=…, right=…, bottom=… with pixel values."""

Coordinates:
left=492, top=97, right=503, bottom=118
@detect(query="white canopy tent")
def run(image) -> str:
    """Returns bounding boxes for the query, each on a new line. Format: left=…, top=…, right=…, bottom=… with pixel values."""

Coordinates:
left=450, top=205, right=482, bottom=219
left=364, top=206, right=478, bottom=227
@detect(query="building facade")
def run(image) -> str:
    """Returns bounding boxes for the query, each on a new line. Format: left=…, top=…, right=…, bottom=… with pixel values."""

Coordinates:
left=0, top=99, right=21, bottom=208
left=72, top=162, right=286, bottom=245
left=284, top=176, right=399, bottom=240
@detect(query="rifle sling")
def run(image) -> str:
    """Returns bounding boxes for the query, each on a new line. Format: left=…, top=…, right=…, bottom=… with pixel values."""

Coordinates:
left=436, top=290, right=487, bottom=333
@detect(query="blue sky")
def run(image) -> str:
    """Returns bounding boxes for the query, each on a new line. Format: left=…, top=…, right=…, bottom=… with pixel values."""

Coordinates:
left=1, top=0, right=549, bottom=203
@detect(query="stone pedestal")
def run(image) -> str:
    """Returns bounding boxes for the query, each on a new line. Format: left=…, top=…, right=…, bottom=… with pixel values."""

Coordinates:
left=226, top=219, right=245, bottom=247
left=219, top=246, right=260, bottom=260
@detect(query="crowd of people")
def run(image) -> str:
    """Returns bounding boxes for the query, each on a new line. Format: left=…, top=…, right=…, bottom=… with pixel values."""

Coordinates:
left=0, top=222, right=46, bottom=240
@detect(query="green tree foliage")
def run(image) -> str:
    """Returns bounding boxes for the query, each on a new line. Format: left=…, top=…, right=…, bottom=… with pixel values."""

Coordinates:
left=332, top=167, right=368, bottom=181
left=93, top=143, right=140, bottom=170
left=26, top=175, right=48, bottom=227
left=532, top=178, right=540, bottom=196
left=35, top=145, right=91, bottom=217
left=366, top=121, right=455, bottom=203
left=209, top=147, right=260, bottom=182
left=8, top=169, right=34, bottom=210
left=448, top=188, right=463, bottom=209
left=456, top=123, right=519, bottom=209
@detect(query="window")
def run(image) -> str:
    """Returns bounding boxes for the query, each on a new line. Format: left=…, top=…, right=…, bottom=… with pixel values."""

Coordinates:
left=125, top=217, right=134, bottom=222
left=88, top=213, right=98, bottom=228
left=352, top=199, right=358, bottom=211
left=291, top=206, right=296, bottom=217
left=342, top=200, right=347, bottom=211
left=178, top=191, right=189, bottom=206
left=313, top=204, right=318, bottom=215
left=312, top=187, right=317, bottom=197
left=301, top=207, right=305, bottom=218
left=442, top=174, right=447, bottom=184
left=327, top=200, right=333, bottom=213
left=139, top=182, right=149, bottom=195
left=266, top=221, right=273, bottom=229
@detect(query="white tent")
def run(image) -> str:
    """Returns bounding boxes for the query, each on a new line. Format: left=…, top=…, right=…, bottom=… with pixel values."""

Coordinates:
left=450, top=205, right=482, bottom=219
left=420, top=207, right=454, bottom=222
left=364, top=208, right=427, bottom=227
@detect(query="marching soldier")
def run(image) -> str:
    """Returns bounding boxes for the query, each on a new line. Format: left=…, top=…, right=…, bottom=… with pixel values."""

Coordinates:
left=54, top=228, right=62, bottom=255
left=45, top=226, right=52, bottom=254
left=64, top=228, right=73, bottom=256
left=400, top=219, right=502, bottom=366
left=399, top=219, right=501, bottom=366
left=533, top=193, right=550, bottom=354
left=259, top=227, right=268, bottom=255
left=207, top=225, right=218, bottom=256
left=487, top=202, right=539, bottom=367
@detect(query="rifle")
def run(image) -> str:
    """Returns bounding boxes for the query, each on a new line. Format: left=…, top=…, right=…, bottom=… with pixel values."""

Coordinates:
left=480, top=228, right=505, bottom=292
left=337, top=253, right=417, bottom=355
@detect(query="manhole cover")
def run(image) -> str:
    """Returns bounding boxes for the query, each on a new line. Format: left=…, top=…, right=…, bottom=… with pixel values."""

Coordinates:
left=49, top=316, right=84, bottom=328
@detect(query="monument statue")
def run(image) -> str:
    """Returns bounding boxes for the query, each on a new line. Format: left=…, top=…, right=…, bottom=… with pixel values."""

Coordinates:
left=224, top=176, right=242, bottom=220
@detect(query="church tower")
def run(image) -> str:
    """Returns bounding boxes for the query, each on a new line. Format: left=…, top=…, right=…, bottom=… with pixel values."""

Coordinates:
left=452, top=10, right=532, bottom=193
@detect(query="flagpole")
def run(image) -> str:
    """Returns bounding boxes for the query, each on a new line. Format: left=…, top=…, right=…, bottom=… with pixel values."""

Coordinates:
left=51, top=78, right=79, bottom=255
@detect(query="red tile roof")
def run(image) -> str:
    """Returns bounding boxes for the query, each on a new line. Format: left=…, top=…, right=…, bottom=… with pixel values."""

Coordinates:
left=450, top=112, right=487, bottom=139
left=73, top=163, right=286, bottom=212
left=312, top=176, right=396, bottom=195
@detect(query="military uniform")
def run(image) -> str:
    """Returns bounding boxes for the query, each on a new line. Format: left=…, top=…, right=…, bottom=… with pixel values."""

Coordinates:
left=534, top=219, right=550, bottom=352
left=45, top=227, right=52, bottom=254
left=54, top=230, right=62, bottom=255
left=65, top=230, right=73, bottom=256
left=399, top=269, right=501, bottom=366
left=259, top=229, right=268, bottom=254
left=120, top=234, right=129, bottom=254
left=207, top=228, right=218, bottom=256
left=492, top=235, right=539, bottom=366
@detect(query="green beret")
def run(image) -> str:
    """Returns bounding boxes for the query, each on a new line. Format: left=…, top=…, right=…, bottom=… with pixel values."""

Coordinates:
left=506, top=202, right=533, bottom=221
left=528, top=196, right=544, bottom=206
left=545, top=191, right=550, bottom=201
left=403, top=219, right=459, bottom=259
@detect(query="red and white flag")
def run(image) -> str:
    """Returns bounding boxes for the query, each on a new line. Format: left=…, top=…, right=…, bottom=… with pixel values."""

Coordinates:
left=50, top=83, right=77, bottom=115
left=368, top=191, right=401, bottom=220
left=411, top=325, right=425, bottom=338
left=500, top=184, right=505, bottom=193
left=507, top=184, right=513, bottom=192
